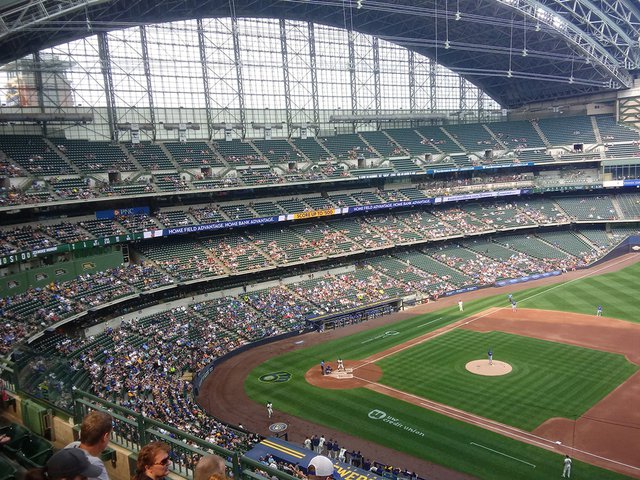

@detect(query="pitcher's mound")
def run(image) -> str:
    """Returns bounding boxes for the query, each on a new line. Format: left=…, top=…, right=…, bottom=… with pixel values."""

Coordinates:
left=465, top=360, right=512, bottom=376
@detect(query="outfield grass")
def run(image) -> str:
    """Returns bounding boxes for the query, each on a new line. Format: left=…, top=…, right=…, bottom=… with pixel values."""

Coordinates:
left=245, top=261, right=640, bottom=479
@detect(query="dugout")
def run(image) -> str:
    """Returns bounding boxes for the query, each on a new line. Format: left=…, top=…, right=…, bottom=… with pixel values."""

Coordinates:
left=306, top=298, right=401, bottom=331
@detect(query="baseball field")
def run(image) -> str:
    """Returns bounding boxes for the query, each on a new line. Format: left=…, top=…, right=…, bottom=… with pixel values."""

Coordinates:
left=240, top=257, right=640, bottom=479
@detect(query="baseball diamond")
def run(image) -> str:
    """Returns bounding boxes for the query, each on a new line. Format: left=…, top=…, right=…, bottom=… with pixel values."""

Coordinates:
left=201, top=253, right=640, bottom=480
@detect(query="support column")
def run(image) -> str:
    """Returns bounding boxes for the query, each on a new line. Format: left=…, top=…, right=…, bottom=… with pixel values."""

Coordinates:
left=348, top=29, right=357, bottom=131
left=429, top=57, right=437, bottom=113
left=372, top=37, right=381, bottom=131
left=408, top=50, right=416, bottom=115
left=139, top=26, right=157, bottom=141
left=307, top=22, right=320, bottom=135
left=280, top=19, right=292, bottom=134
left=197, top=18, right=214, bottom=139
left=231, top=16, right=246, bottom=138
left=33, top=52, right=47, bottom=137
left=97, top=32, right=118, bottom=141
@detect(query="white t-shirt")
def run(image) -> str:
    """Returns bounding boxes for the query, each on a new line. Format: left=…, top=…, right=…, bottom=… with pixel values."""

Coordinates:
left=65, top=442, right=109, bottom=480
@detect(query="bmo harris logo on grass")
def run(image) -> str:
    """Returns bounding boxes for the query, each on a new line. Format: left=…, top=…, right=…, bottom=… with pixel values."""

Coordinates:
left=367, top=409, right=424, bottom=437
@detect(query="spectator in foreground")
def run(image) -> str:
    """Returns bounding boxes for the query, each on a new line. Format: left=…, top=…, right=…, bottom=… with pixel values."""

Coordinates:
left=25, top=448, right=102, bottom=480
left=66, top=410, right=113, bottom=480
left=307, top=455, right=336, bottom=480
left=194, top=454, right=228, bottom=480
left=132, top=441, right=171, bottom=480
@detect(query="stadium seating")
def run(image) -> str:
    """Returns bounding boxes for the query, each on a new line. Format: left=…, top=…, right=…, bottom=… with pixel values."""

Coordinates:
left=595, top=115, right=640, bottom=143
left=359, top=131, right=405, bottom=157
left=291, top=137, right=332, bottom=163
left=535, top=231, right=592, bottom=258
left=0, top=454, right=16, bottom=480
left=383, top=128, right=438, bottom=157
left=214, top=139, right=266, bottom=165
left=252, top=139, right=300, bottom=164
left=14, top=434, right=53, bottom=468
left=441, top=123, right=498, bottom=153
left=0, top=135, right=72, bottom=175
left=537, top=116, right=597, bottom=146
left=124, top=142, right=175, bottom=170
left=485, top=120, right=546, bottom=150
left=553, top=195, right=618, bottom=221
left=320, top=134, right=371, bottom=160
left=603, top=143, right=640, bottom=159
left=495, top=233, right=570, bottom=260
left=614, top=193, right=640, bottom=218
left=51, top=138, right=134, bottom=173
left=164, top=141, right=223, bottom=168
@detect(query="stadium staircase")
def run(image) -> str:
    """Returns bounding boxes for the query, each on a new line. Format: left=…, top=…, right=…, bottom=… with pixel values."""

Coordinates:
left=531, top=120, right=552, bottom=148
left=157, top=142, right=181, bottom=170
left=439, top=126, right=467, bottom=152
left=44, top=138, right=80, bottom=175
left=382, top=130, right=410, bottom=156
left=483, top=124, right=508, bottom=149
left=591, top=116, right=603, bottom=145
left=610, top=196, right=626, bottom=219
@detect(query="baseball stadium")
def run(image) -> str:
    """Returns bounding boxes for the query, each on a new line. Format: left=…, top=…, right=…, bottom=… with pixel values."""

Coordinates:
left=0, top=1, right=639, bottom=480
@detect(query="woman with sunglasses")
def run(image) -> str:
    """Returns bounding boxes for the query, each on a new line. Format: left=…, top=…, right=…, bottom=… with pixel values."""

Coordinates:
left=132, top=441, right=172, bottom=480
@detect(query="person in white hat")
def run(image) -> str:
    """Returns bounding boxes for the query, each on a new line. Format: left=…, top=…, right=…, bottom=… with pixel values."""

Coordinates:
left=307, top=455, right=335, bottom=480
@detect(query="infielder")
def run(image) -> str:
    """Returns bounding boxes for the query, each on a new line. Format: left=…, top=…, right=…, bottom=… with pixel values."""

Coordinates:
left=511, top=300, right=517, bottom=312
left=266, top=401, right=273, bottom=419
left=458, top=300, right=463, bottom=312
left=337, top=358, right=344, bottom=370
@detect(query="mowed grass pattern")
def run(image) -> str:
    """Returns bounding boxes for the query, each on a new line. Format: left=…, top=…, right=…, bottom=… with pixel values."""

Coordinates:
left=246, top=259, right=640, bottom=479
left=377, top=330, right=638, bottom=430
left=518, top=261, right=640, bottom=321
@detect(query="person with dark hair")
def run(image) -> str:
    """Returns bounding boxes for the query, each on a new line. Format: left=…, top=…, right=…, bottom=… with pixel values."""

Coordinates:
left=25, top=448, right=102, bottom=480
left=132, top=441, right=171, bottom=480
left=66, top=410, right=113, bottom=480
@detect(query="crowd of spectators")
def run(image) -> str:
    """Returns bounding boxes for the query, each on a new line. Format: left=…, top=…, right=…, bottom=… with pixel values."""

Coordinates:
left=301, top=435, right=419, bottom=480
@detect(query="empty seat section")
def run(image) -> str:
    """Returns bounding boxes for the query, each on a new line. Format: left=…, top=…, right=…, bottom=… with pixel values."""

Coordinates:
left=537, top=116, right=596, bottom=146
left=213, top=139, right=266, bottom=166
left=164, top=141, right=223, bottom=168
left=124, top=142, right=174, bottom=170
left=0, top=135, right=71, bottom=175
left=359, top=131, right=403, bottom=157
left=54, top=138, right=132, bottom=172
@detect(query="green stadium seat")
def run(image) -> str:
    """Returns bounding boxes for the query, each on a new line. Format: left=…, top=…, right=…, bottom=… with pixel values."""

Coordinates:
left=15, top=434, right=53, bottom=468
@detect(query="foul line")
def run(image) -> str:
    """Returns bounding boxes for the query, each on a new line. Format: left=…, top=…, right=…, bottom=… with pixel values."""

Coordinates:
left=357, top=308, right=499, bottom=367
left=470, top=442, right=536, bottom=468
left=357, top=380, right=640, bottom=473
left=415, top=317, right=443, bottom=328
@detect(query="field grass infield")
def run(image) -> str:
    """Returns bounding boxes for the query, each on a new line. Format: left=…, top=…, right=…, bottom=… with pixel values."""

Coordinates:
left=245, top=261, right=640, bottom=479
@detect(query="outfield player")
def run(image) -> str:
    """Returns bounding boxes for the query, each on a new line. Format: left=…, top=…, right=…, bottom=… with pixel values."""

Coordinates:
left=458, top=300, right=464, bottom=312
left=596, top=305, right=602, bottom=316
left=562, top=455, right=572, bottom=478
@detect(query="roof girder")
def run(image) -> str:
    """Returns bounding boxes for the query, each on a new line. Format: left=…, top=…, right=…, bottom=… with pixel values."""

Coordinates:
left=546, top=0, right=640, bottom=68
left=497, top=0, right=632, bottom=87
